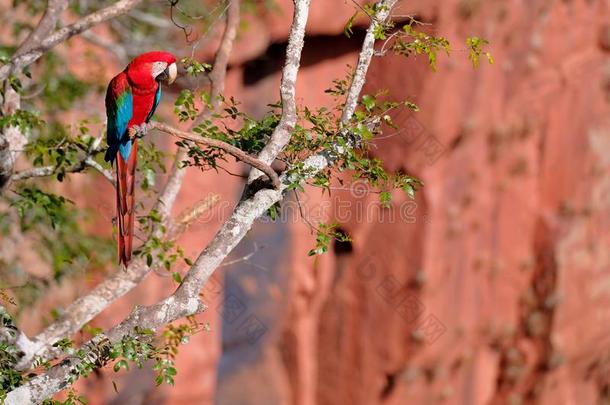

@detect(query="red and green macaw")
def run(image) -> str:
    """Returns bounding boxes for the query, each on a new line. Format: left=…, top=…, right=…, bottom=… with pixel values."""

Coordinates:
left=104, top=51, right=177, bottom=266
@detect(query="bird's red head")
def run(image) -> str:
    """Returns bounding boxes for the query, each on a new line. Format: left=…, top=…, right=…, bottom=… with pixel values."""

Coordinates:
left=125, top=51, right=177, bottom=90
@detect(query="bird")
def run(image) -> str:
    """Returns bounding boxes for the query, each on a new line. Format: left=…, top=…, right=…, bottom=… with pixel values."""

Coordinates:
left=104, top=51, right=177, bottom=266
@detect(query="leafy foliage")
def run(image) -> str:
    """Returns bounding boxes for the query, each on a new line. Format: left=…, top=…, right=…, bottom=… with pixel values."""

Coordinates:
left=42, top=389, right=88, bottom=405
left=467, top=36, right=494, bottom=68
left=0, top=311, right=24, bottom=402
left=11, top=186, right=73, bottom=230
left=24, top=120, right=101, bottom=182
left=109, top=318, right=206, bottom=387
left=0, top=110, right=43, bottom=132
left=6, top=186, right=114, bottom=282
left=308, top=223, right=351, bottom=256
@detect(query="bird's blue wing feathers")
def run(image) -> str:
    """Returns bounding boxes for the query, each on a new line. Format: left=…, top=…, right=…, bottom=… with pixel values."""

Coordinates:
left=105, top=74, right=133, bottom=163
left=145, top=85, right=161, bottom=123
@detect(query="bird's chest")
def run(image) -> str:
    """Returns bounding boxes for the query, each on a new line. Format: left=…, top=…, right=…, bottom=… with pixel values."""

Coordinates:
left=129, top=87, right=158, bottom=126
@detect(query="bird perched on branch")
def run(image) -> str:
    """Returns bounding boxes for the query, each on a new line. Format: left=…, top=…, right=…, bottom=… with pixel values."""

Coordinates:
left=104, top=51, right=177, bottom=266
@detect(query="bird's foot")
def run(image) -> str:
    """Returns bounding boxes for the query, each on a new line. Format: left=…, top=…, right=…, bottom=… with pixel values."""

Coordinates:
left=128, top=123, right=149, bottom=140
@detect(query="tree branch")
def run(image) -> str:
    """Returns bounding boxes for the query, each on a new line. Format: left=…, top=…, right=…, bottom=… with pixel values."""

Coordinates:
left=13, top=0, right=70, bottom=57
left=10, top=140, right=115, bottom=186
left=0, top=0, right=144, bottom=82
left=248, top=0, right=310, bottom=182
left=341, top=0, right=397, bottom=123
left=80, top=31, right=128, bottom=64
left=149, top=121, right=280, bottom=189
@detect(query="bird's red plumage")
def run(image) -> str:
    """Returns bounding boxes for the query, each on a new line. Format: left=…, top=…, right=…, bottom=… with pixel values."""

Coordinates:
left=109, top=51, right=176, bottom=266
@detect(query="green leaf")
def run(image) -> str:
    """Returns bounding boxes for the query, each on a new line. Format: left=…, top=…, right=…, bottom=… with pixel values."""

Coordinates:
left=379, top=191, right=392, bottom=208
left=343, top=12, right=357, bottom=38
left=361, top=94, right=376, bottom=112
left=113, top=359, right=129, bottom=372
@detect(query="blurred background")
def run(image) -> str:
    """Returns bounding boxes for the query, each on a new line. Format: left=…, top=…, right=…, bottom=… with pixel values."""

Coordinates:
left=2, top=0, right=610, bottom=404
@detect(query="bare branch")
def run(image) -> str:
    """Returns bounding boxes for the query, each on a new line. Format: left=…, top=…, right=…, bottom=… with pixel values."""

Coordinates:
left=83, top=157, right=115, bottom=185
left=13, top=0, right=70, bottom=57
left=342, top=0, right=398, bottom=123
left=0, top=0, right=144, bottom=82
left=0, top=85, right=25, bottom=193
left=170, top=194, right=221, bottom=236
left=249, top=0, right=310, bottom=182
left=149, top=121, right=280, bottom=189
left=0, top=135, right=13, bottom=190
left=128, top=9, right=173, bottom=28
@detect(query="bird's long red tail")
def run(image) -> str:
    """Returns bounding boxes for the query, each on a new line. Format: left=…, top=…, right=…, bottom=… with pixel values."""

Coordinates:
left=115, top=141, right=138, bottom=266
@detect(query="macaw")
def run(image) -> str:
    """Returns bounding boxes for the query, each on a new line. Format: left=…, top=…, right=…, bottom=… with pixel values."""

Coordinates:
left=104, top=51, right=177, bottom=266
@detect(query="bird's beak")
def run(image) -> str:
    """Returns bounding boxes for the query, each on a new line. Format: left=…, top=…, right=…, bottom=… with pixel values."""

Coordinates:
left=158, top=62, right=177, bottom=85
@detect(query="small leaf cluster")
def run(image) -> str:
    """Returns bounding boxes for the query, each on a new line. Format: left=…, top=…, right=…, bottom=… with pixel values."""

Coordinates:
left=466, top=36, right=494, bottom=68
left=308, top=223, right=351, bottom=256
left=343, top=2, right=393, bottom=40
left=0, top=109, right=43, bottom=132
left=6, top=185, right=114, bottom=282
left=11, top=186, right=73, bottom=230
left=134, top=234, right=190, bottom=272
left=392, top=23, right=450, bottom=71
left=176, top=97, right=279, bottom=171
left=25, top=121, right=100, bottom=182
left=137, top=139, right=167, bottom=192
left=181, top=57, right=211, bottom=77
left=110, top=329, right=157, bottom=374
left=283, top=89, right=422, bottom=207
left=42, top=389, right=88, bottom=405
left=135, top=209, right=192, bottom=272
left=342, top=7, right=493, bottom=71
left=110, top=319, right=204, bottom=387
left=174, top=89, right=202, bottom=121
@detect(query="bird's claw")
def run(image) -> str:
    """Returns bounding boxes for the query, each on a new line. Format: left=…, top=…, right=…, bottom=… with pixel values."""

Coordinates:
left=128, top=123, right=149, bottom=140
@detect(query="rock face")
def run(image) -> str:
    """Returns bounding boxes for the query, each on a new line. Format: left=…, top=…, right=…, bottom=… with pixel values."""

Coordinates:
left=209, top=1, right=610, bottom=404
